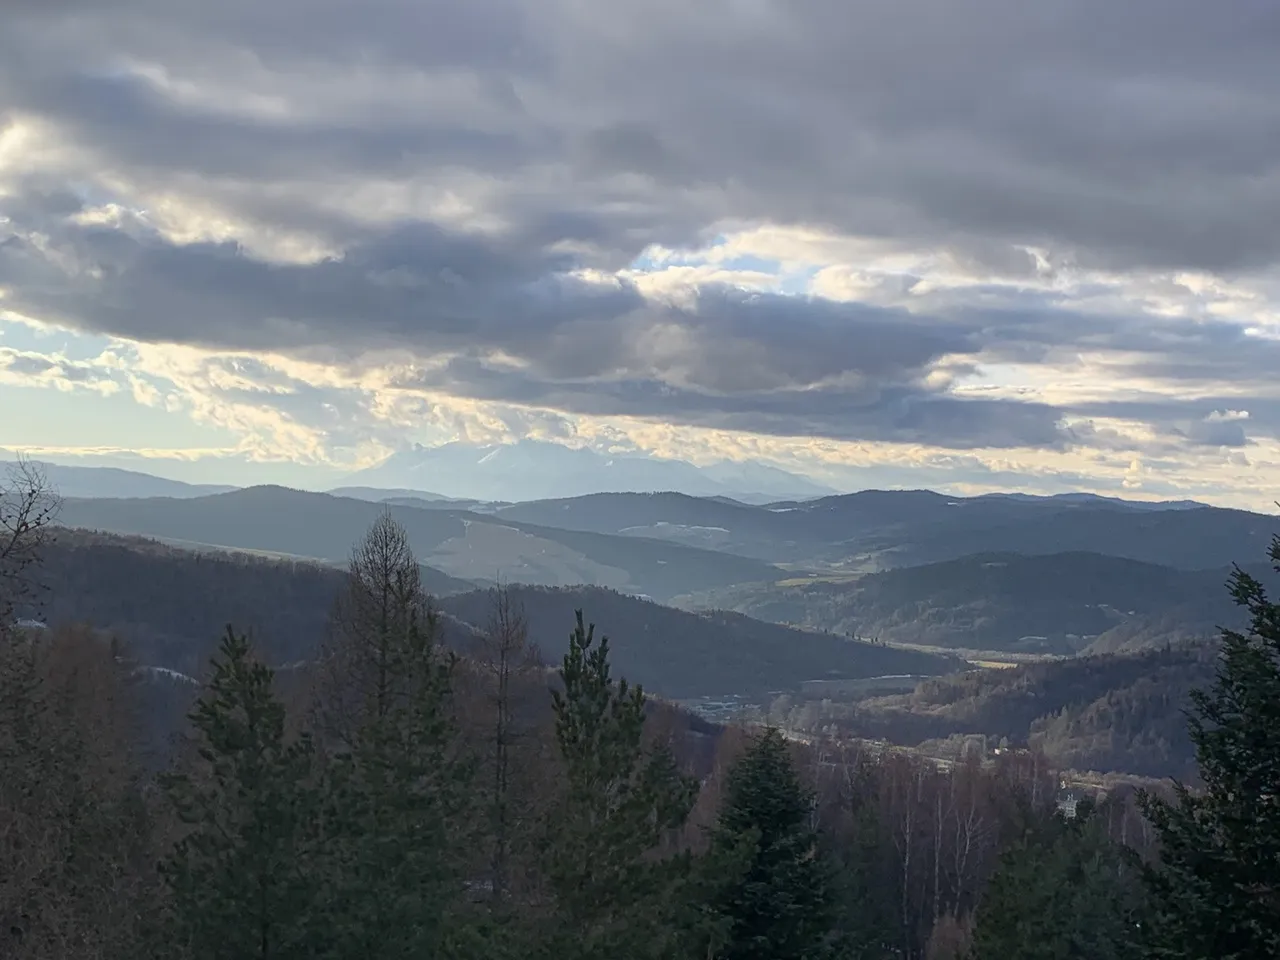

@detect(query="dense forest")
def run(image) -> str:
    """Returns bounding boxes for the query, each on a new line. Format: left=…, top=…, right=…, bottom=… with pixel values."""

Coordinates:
left=787, top=645, right=1216, bottom=779
left=678, top=551, right=1252, bottom=655
left=437, top=585, right=958, bottom=698
left=4, top=461, right=1280, bottom=959
left=15, top=529, right=957, bottom=699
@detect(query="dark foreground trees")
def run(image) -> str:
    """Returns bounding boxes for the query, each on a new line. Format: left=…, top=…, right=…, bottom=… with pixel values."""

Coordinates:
left=538, top=610, right=699, bottom=959
left=313, top=512, right=475, bottom=960
left=160, top=627, right=322, bottom=960
left=1140, top=534, right=1280, bottom=960
left=698, top=726, right=849, bottom=960
left=969, top=798, right=1148, bottom=960
left=0, top=625, right=154, bottom=960
left=22, top=512, right=1280, bottom=960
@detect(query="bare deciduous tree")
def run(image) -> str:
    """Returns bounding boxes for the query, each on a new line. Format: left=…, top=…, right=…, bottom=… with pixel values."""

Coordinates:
left=0, top=625, right=154, bottom=960
left=307, top=512, right=473, bottom=959
left=312, top=510, right=439, bottom=747
left=469, top=585, right=542, bottom=902
left=0, top=458, right=60, bottom=627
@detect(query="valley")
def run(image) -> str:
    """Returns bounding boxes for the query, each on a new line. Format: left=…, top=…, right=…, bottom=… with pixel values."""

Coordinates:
left=8, top=12, right=1277, bottom=953
left=24, top=464, right=1280, bottom=782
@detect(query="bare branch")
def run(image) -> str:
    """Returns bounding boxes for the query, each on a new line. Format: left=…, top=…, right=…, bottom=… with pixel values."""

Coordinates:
left=312, top=510, right=439, bottom=747
left=0, top=457, right=61, bottom=626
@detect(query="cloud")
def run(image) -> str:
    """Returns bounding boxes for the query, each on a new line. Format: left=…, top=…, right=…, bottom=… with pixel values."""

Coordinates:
left=0, top=346, right=120, bottom=395
left=3, top=0, right=1280, bottom=504
left=0, top=189, right=1081, bottom=449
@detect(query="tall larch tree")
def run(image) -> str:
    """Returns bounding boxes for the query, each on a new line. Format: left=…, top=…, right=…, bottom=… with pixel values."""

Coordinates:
left=312, top=512, right=476, bottom=959
left=472, top=585, right=543, bottom=906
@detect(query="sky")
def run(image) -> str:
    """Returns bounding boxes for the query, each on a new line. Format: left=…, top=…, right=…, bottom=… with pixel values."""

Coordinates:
left=3, top=0, right=1280, bottom=506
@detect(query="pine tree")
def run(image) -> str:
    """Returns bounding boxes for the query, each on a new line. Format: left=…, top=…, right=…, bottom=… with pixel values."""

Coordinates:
left=539, top=610, right=698, bottom=960
left=1140, top=536, right=1280, bottom=960
left=312, top=514, right=476, bottom=959
left=160, top=626, right=322, bottom=960
left=701, top=727, right=845, bottom=960
left=969, top=799, right=1149, bottom=960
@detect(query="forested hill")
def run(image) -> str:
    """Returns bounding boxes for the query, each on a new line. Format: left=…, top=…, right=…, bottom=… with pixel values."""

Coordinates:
left=437, top=585, right=959, bottom=698
left=21, top=530, right=954, bottom=699
left=826, top=644, right=1217, bottom=779
left=57, top=486, right=780, bottom=601
left=677, top=551, right=1254, bottom=655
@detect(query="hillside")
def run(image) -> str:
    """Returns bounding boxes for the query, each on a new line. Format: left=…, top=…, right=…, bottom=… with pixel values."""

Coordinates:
left=490, top=488, right=1277, bottom=571
left=4, top=460, right=236, bottom=499
left=17, top=531, right=940, bottom=700
left=825, top=644, right=1218, bottom=779
left=22, top=530, right=360, bottom=673
left=676, top=551, right=1251, bottom=655
left=493, top=491, right=793, bottom=558
left=56, top=486, right=779, bottom=601
left=437, top=584, right=959, bottom=698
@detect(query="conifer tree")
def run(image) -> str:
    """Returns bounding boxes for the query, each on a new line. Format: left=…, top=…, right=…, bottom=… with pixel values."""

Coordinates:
left=827, top=760, right=896, bottom=959
left=1140, top=536, right=1280, bottom=960
left=160, top=626, right=322, bottom=960
left=539, top=610, right=698, bottom=960
left=969, top=799, right=1149, bottom=960
left=312, top=514, right=475, bottom=959
left=700, top=727, right=845, bottom=960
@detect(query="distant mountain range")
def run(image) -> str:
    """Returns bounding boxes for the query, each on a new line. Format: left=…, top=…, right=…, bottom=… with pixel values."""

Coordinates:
left=489, top=488, right=1275, bottom=570
left=5, top=460, right=235, bottom=499
left=10, top=442, right=838, bottom=503
left=56, top=486, right=779, bottom=603
left=977, top=491, right=1206, bottom=511
left=54, top=483, right=1279, bottom=597
left=33, top=474, right=1280, bottom=781
left=341, top=440, right=838, bottom=503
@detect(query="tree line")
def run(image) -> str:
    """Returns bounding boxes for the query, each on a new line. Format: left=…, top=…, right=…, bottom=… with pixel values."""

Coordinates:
left=2, top=460, right=1279, bottom=958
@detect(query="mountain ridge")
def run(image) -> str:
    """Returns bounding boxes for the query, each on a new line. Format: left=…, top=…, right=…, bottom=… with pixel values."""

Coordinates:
left=55, top=485, right=779, bottom=602
left=343, top=439, right=838, bottom=502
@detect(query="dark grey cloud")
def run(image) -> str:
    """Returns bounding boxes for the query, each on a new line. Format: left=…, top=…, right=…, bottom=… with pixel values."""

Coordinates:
left=3, top=0, right=1280, bottom=456
left=6, top=0, right=1280, bottom=270
left=0, top=194, right=1066, bottom=448
left=1071, top=398, right=1277, bottom=449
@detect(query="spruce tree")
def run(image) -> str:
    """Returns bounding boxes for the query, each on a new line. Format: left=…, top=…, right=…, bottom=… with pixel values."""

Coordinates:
left=539, top=610, right=698, bottom=960
left=827, top=760, right=896, bottom=959
left=1140, top=536, right=1280, bottom=960
left=969, top=799, right=1149, bottom=960
left=701, top=727, right=844, bottom=960
left=160, top=626, right=322, bottom=960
